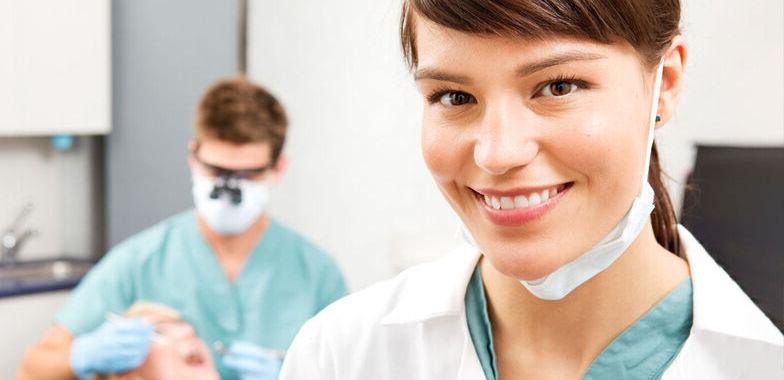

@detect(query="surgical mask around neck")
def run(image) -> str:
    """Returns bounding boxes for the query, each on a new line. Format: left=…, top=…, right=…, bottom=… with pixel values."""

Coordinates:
left=461, top=62, right=665, bottom=301
left=191, top=174, right=270, bottom=235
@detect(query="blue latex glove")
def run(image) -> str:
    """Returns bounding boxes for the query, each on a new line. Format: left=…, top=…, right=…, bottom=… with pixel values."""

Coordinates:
left=69, top=317, right=154, bottom=379
left=223, top=341, right=283, bottom=380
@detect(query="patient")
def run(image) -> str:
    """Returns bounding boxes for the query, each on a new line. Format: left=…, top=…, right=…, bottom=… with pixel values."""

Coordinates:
left=98, top=302, right=219, bottom=380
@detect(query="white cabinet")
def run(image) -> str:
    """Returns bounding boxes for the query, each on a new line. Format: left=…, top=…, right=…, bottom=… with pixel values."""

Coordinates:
left=0, top=290, right=71, bottom=378
left=0, top=0, right=111, bottom=135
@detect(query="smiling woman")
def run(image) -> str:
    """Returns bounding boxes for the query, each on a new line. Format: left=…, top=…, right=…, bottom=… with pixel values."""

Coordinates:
left=278, top=1, right=784, bottom=379
left=412, top=32, right=668, bottom=289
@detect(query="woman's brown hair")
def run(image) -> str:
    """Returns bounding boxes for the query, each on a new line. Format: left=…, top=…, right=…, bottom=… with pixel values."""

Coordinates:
left=400, top=0, right=683, bottom=255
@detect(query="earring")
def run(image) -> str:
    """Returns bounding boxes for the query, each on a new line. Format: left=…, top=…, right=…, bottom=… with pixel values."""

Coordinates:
left=655, top=115, right=661, bottom=123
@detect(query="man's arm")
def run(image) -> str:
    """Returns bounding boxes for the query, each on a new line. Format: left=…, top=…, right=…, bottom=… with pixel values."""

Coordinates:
left=17, top=325, right=77, bottom=380
left=17, top=231, right=151, bottom=380
left=18, top=317, right=154, bottom=380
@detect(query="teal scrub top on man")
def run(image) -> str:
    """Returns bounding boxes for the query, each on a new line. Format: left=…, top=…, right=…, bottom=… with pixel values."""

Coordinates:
left=56, top=210, right=348, bottom=380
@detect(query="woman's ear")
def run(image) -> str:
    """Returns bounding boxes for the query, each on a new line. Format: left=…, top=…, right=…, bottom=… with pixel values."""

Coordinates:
left=656, top=35, right=688, bottom=128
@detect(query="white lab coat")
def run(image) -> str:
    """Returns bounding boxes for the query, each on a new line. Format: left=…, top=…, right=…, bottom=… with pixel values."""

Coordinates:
left=280, top=226, right=783, bottom=379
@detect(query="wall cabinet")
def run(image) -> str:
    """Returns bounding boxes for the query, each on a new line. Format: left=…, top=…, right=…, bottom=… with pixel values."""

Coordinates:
left=0, top=0, right=110, bottom=135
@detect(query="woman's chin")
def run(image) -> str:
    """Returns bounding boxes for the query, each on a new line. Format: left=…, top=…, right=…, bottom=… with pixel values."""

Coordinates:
left=483, top=248, right=569, bottom=282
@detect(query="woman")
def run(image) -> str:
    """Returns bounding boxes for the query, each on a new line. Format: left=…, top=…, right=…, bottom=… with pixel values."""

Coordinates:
left=280, top=1, right=783, bottom=379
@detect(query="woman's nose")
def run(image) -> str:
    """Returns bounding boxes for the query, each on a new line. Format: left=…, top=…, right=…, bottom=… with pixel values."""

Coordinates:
left=473, top=99, right=539, bottom=175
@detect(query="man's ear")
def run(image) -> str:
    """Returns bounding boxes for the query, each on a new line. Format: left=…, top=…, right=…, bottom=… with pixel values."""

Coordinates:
left=269, top=153, right=289, bottom=185
left=656, top=34, right=688, bottom=128
left=187, top=140, right=198, bottom=173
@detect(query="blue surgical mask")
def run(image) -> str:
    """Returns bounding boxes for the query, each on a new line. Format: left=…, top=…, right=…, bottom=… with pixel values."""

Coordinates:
left=192, top=174, right=270, bottom=235
left=462, top=62, right=666, bottom=301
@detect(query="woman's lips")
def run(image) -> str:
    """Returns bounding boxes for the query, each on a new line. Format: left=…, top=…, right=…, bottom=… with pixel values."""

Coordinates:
left=473, top=182, right=573, bottom=226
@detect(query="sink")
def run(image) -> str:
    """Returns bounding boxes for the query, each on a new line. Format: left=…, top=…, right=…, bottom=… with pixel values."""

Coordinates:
left=0, top=257, right=95, bottom=297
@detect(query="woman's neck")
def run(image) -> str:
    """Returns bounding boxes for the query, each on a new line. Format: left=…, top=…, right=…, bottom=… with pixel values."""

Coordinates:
left=482, top=222, right=690, bottom=378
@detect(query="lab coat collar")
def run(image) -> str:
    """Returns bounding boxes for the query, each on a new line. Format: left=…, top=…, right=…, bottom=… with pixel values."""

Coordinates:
left=381, top=225, right=782, bottom=348
left=380, top=243, right=480, bottom=325
left=677, top=225, right=782, bottom=346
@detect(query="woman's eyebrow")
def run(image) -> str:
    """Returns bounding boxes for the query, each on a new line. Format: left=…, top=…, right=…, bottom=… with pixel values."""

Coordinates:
left=516, top=51, right=606, bottom=77
left=414, top=68, right=472, bottom=85
left=414, top=51, right=605, bottom=84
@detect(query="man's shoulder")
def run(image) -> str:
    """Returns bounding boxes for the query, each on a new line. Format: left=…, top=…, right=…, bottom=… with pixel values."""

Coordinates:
left=105, top=210, right=195, bottom=262
left=268, top=218, right=336, bottom=265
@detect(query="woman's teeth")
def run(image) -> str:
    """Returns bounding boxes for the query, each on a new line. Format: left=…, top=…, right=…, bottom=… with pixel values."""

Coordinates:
left=482, top=186, right=560, bottom=210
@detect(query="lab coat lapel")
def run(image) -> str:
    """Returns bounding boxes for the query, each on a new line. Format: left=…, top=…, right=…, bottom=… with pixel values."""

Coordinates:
left=380, top=244, right=480, bottom=325
left=378, top=243, right=484, bottom=379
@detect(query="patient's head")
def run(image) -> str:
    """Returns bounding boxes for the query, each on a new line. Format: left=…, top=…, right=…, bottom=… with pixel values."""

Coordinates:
left=111, top=301, right=219, bottom=380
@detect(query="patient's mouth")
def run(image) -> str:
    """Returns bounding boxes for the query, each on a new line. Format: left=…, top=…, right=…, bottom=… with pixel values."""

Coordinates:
left=180, top=346, right=206, bottom=365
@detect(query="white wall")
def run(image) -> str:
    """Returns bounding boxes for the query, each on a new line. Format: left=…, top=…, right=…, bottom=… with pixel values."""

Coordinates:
left=657, top=0, right=784, bottom=210
left=248, top=0, right=460, bottom=290
left=248, top=0, right=784, bottom=291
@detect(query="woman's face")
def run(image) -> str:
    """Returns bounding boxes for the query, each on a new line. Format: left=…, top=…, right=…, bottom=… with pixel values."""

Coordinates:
left=414, top=17, right=660, bottom=281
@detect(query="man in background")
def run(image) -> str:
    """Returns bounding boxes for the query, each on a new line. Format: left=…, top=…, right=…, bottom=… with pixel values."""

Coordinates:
left=18, top=77, right=347, bottom=380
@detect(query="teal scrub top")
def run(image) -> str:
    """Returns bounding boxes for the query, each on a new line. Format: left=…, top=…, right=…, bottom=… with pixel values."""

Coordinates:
left=56, top=210, right=348, bottom=380
left=465, top=266, right=693, bottom=380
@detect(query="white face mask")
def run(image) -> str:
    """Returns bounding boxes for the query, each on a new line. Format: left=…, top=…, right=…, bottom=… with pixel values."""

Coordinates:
left=462, top=62, right=665, bottom=301
left=191, top=174, right=270, bottom=236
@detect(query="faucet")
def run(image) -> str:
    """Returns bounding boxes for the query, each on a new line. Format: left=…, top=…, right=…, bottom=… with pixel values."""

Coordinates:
left=1, top=202, right=38, bottom=264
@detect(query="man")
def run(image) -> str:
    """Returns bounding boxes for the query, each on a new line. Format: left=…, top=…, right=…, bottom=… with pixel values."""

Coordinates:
left=18, top=77, right=347, bottom=380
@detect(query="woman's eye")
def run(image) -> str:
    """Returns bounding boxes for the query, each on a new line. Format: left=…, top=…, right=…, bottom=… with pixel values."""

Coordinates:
left=438, top=91, right=475, bottom=106
left=540, top=81, right=578, bottom=97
